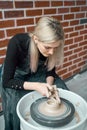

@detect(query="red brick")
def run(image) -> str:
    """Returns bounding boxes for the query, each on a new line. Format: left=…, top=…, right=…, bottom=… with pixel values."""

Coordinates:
left=27, top=26, right=35, bottom=32
left=26, top=9, right=42, bottom=16
left=69, top=54, right=78, bottom=60
left=76, top=1, right=86, bottom=5
left=58, top=8, right=69, bottom=14
left=0, top=49, right=6, bottom=56
left=83, top=55, right=87, bottom=60
left=73, top=58, right=82, bottom=64
left=65, top=34, right=68, bottom=39
left=85, top=25, right=87, bottom=28
left=75, top=25, right=84, bottom=31
left=80, top=30, right=87, bottom=35
left=17, top=18, right=34, bottom=26
left=73, top=68, right=81, bottom=75
left=35, top=1, right=49, bottom=7
left=64, top=50, right=73, bottom=57
left=0, top=30, right=5, bottom=38
left=78, top=61, right=85, bottom=67
left=61, top=21, right=69, bottom=27
left=44, top=9, right=56, bottom=15
left=15, top=1, right=33, bottom=8
left=64, top=27, right=73, bottom=33
left=76, top=13, right=85, bottom=18
left=64, top=1, right=75, bottom=6
left=0, top=11, right=2, bottom=19
left=0, top=1, right=13, bottom=9
left=84, top=35, right=87, bottom=40
left=64, top=46, right=68, bottom=51
left=57, top=68, right=68, bottom=76
left=79, top=41, right=87, bottom=46
left=0, top=20, right=14, bottom=28
left=65, top=39, right=73, bottom=45
left=69, top=44, right=78, bottom=49
left=64, top=57, right=68, bottom=62
left=4, top=10, right=24, bottom=18
left=86, top=13, right=87, bottom=17
left=51, top=1, right=63, bottom=6
left=83, top=45, right=87, bottom=49
left=70, top=20, right=79, bottom=26
left=62, top=72, right=72, bottom=80
left=74, top=47, right=82, bottom=53
left=71, top=7, right=80, bottom=12
left=81, top=6, right=87, bottom=11
left=53, top=15, right=62, bottom=21
left=69, top=32, right=78, bottom=38
left=0, top=39, right=9, bottom=48
left=64, top=14, right=74, bottom=20
left=6, top=28, right=25, bottom=37
left=74, top=36, right=83, bottom=42
left=69, top=64, right=77, bottom=71
left=35, top=17, right=41, bottom=24
left=63, top=61, right=72, bottom=68
left=79, top=50, right=86, bottom=57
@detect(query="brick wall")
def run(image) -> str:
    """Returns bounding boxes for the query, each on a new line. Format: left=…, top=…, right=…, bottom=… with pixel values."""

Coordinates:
left=0, top=0, right=87, bottom=80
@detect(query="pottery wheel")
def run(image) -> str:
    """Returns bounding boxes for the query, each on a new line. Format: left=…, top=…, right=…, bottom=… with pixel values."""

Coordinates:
left=30, top=97, right=75, bottom=127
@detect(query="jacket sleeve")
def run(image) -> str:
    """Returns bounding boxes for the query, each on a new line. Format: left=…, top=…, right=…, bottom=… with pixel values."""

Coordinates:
left=2, top=35, right=24, bottom=90
left=46, top=67, right=57, bottom=78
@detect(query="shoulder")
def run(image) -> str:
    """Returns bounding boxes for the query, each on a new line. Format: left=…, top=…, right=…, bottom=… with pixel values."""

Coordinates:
left=11, top=33, right=30, bottom=42
left=8, top=33, right=30, bottom=50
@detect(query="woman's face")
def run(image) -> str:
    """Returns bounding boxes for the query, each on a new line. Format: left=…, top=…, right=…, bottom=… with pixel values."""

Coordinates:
left=34, top=36, right=60, bottom=57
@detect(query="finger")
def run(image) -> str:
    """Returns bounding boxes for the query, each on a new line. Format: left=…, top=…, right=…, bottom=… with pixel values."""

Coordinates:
left=55, top=92, right=61, bottom=104
left=48, top=91, right=52, bottom=97
left=47, top=84, right=53, bottom=91
left=46, top=91, right=50, bottom=98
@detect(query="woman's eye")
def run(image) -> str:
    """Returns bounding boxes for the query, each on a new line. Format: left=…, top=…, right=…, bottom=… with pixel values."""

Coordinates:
left=45, top=47, right=50, bottom=50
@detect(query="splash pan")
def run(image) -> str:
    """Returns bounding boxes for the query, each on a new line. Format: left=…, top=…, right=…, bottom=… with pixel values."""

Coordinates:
left=17, top=89, right=87, bottom=130
left=30, top=97, right=75, bottom=127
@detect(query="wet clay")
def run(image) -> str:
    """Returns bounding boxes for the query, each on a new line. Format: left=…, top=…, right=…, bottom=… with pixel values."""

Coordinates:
left=38, top=85, right=67, bottom=116
left=74, top=111, right=81, bottom=123
left=38, top=99, right=67, bottom=116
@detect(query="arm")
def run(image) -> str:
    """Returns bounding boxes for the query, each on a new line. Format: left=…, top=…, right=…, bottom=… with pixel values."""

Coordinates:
left=23, top=82, right=52, bottom=97
left=46, top=67, right=56, bottom=85
left=2, top=36, right=24, bottom=89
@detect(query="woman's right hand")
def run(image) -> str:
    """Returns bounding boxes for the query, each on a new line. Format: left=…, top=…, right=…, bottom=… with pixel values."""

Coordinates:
left=35, top=82, right=53, bottom=98
left=23, top=82, right=52, bottom=98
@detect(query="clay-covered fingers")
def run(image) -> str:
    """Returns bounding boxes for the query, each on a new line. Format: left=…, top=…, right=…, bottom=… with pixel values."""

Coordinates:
left=38, top=83, right=53, bottom=98
left=46, top=84, right=53, bottom=91
left=49, top=85, right=61, bottom=104
left=55, top=90, right=61, bottom=104
left=46, top=84, right=53, bottom=97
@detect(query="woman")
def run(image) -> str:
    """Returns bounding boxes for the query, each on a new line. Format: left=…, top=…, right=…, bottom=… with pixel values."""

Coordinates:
left=1, top=16, right=68, bottom=130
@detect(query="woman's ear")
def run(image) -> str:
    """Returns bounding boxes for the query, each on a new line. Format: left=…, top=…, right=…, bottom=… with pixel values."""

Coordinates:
left=33, top=35, right=39, bottom=44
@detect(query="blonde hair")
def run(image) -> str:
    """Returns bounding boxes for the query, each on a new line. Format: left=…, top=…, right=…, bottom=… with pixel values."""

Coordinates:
left=29, top=16, right=64, bottom=72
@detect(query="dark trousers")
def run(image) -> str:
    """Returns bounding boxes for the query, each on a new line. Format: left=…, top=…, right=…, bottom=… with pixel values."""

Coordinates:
left=1, top=67, right=69, bottom=130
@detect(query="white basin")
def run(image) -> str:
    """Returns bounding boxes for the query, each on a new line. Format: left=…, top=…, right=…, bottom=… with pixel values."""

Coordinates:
left=17, top=89, right=87, bottom=130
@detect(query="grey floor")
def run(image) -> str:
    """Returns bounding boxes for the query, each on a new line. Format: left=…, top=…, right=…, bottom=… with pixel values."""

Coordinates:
left=66, top=70, right=87, bottom=102
left=65, top=70, right=87, bottom=130
left=0, top=70, right=87, bottom=130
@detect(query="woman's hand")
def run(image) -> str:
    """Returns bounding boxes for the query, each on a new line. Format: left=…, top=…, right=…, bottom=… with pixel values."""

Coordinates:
left=35, top=82, right=53, bottom=97
left=23, top=82, right=60, bottom=102
left=23, top=82, right=52, bottom=98
left=46, top=76, right=54, bottom=85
